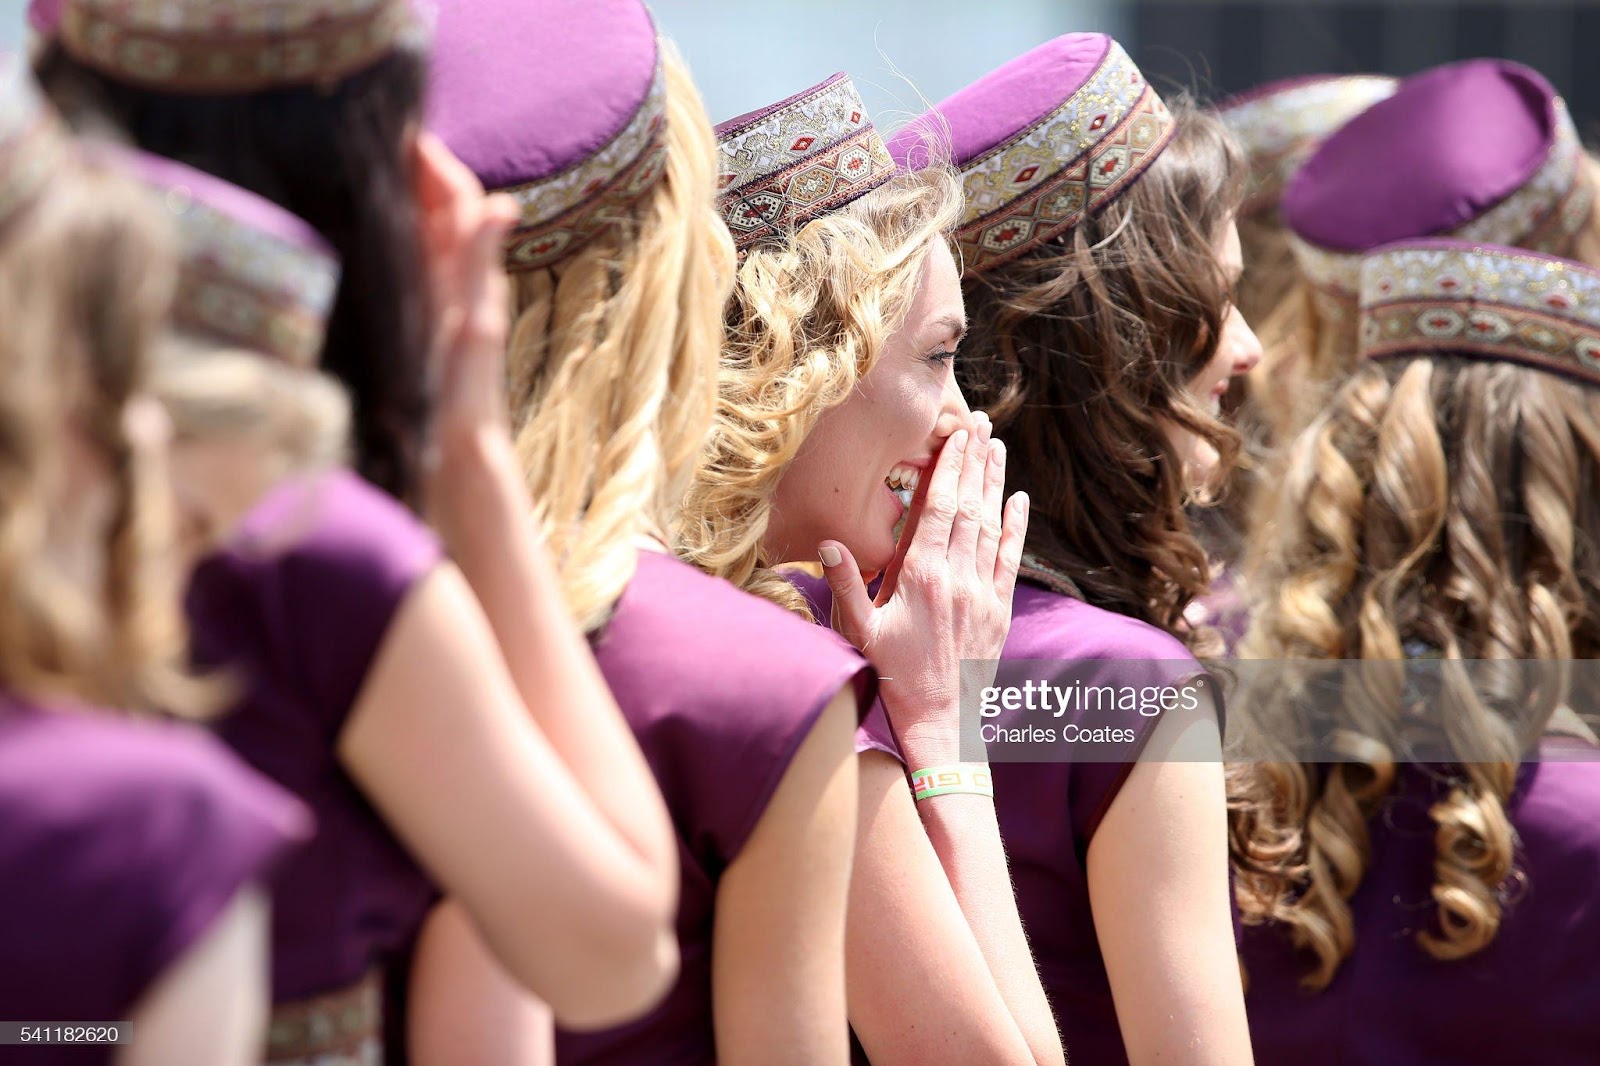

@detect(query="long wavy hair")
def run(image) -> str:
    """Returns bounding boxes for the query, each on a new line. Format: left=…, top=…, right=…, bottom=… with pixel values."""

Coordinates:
left=508, top=46, right=732, bottom=634
left=36, top=41, right=434, bottom=508
left=957, top=99, right=1246, bottom=644
left=0, top=157, right=194, bottom=714
left=1230, top=355, right=1600, bottom=989
left=675, top=164, right=964, bottom=617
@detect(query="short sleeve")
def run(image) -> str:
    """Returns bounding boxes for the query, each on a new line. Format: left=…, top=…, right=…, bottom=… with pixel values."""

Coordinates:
left=0, top=711, right=310, bottom=1020
left=199, top=470, right=442, bottom=739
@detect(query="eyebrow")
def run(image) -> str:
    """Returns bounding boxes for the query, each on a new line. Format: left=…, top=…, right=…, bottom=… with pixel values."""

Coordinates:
left=930, top=313, right=969, bottom=343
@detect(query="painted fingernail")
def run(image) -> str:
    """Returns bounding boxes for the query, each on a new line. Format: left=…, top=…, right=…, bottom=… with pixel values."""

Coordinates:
left=818, top=545, right=843, bottom=567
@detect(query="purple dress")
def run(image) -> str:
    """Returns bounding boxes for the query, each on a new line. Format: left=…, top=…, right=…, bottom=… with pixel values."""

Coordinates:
left=184, top=469, right=442, bottom=1056
left=0, top=697, right=309, bottom=1066
left=791, top=572, right=1229, bottom=1065
left=554, top=551, right=878, bottom=1065
left=1241, top=744, right=1600, bottom=1065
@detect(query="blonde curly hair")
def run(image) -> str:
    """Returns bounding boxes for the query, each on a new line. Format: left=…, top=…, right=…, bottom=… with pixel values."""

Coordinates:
left=675, top=164, right=964, bottom=616
left=507, top=44, right=734, bottom=634
left=1230, top=354, right=1600, bottom=989
left=0, top=156, right=195, bottom=715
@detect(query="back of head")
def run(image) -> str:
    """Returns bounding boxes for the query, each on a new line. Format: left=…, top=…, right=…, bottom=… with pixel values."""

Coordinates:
left=37, top=0, right=433, bottom=505
left=899, top=33, right=1246, bottom=641
left=0, top=64, right=185, bottom=709
left=432, top=0, right=731, bottom=633
left=676, top=72, right=962, bottom=616
left=1233, top=239, right=1600, bottom=989
left=1271, top=59, right=1597, bottom=442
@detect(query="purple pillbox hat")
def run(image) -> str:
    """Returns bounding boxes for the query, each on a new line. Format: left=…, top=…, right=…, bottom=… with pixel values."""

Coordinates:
left=1359, top=238, right=1600, bottom=389
left=0, top=52, right=69, bottom=230
left=107, top=148, right=339, bottom=367
left=430, top=0, right=667, bottom=273
left=887, top=33, right=1175, bottom=275
left=714, top=73, right=896, bottom=254
left=1215, top=74, right=1397, bottom=217
left=59, top=0, right=424, bottom=94
left=1284, top=59, right=1593, bottom=304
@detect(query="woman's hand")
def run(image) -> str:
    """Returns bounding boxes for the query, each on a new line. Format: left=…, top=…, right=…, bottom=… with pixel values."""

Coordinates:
left=817, top=413, right=1028, bottom=763
left=414, top=129, right=521, bottom=453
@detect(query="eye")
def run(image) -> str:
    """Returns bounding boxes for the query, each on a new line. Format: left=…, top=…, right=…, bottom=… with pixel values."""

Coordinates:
left=927, top=346, right=959, bottom=367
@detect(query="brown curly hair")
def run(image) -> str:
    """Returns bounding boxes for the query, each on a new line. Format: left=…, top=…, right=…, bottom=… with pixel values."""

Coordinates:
left=957, top=98, right=1246, bottom=644
left=1230, top=355, right=1600, bottom=989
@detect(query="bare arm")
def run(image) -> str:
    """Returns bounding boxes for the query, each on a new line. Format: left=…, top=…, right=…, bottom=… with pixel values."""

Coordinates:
left=1088, top=688, right=1254, bottom=1066
left=119, top=888, right=270, bottom=1066
left=339, top=565, right=677, bottom=1029
left=407, top=899, right=554, bottom=1066
left=846, top=751, right=1060, bottom=1065
left=713, top=690, right=859, bottom=1065
left=430, top=428, right=678, bottom=896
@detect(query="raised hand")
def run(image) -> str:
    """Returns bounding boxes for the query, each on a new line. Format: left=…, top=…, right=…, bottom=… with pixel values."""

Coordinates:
left=818, top=413, right=1028, bottom=762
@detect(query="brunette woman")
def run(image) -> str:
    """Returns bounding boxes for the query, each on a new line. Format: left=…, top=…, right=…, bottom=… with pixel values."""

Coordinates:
left=885, top=33, right=1264, bottom=1065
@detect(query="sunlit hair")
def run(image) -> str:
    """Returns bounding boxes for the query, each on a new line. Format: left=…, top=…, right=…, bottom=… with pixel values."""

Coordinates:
left=957, top=98, right=1246, bottom=646
left=1230, top=355, right=1600, bottom=989
left=507, top=44, right=734, bottom=634
left=675, top=162, right=965, bottom=617
left=154, top=338, right=351, bottom=478
left=0, top=157, right=193, bottom=713
left=1253, top=156, right=1600, bottom=452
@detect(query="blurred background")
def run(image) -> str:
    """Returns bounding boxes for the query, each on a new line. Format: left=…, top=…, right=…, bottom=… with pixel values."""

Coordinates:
left=4, top=0, right=1595, bottom=134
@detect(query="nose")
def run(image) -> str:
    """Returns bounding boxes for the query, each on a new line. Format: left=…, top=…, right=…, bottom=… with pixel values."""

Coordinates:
left=1227, top=305, right=1263, bottom=376
left=934, top=372, right=974, bottom=440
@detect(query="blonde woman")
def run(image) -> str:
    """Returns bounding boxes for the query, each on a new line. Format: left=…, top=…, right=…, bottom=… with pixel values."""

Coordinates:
left=680, top=73, right=1053, bottom=1064
left=0, top=57, right=309, bottom=1066
left=1231, top=238, right=1600, bottom=1062
left=429, top=3, right=877, bottom=1063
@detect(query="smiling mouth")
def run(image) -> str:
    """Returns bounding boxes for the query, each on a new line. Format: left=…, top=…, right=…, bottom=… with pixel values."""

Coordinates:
left=886, top=463, right=921, bottom=508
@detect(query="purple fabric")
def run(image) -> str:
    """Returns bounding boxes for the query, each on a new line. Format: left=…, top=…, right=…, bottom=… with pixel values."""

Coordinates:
left=115, top=148, right=333, bottom=256
left=785, top=569, right=904, bottom=763
left=992, top=580, right=1229, bottom=1066
left=0, top=698, right=309, bottom=1065
left=427, top=0, right=658, bottom=191
left=185, top=468, right=441, bottom=1009
left=1283, top=59, right=1559, bottom=251
left=555, top=551, right=876, bottom=1064
left=886, top=33, right=1114, bottom=170
left=714, top=71, right=848, bottom=138
left=1242, top=748, right=1600, bottom=1064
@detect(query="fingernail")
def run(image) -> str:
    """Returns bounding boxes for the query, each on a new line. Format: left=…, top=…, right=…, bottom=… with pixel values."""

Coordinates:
left=992, top=438, right=1006, bottom=463
left=973, top=411, right=990, bottom=429
left=950, top=429, right=969, bottom=450
left=818, top=545, right=842, bottom=567
left=1015, top=492, right=1030, bottom=517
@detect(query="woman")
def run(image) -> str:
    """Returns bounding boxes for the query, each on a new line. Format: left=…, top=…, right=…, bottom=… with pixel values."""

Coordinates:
left=1264, top=58, right=1600, bottom=449
left=0, top=55, right=308, bottom=1065
left=44, top=3, right=683, bottom=1058
left=1200, top=74, right=1395, bottom=626
left=1231, top=238, right=1600, bottom=1063
left=681, top=72, right=1054, bottom=1065
left=884, top=33, right=1262, bottom=1064
left=430, top=3, right=873, bottom=1062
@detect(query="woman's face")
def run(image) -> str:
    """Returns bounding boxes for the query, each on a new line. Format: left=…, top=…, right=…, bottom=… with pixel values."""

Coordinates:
left=765, top=239, right=970, bottom=577
left=166, top=432, right=279, bottom=567
left=1167, top=219, right=1262, bottom=489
